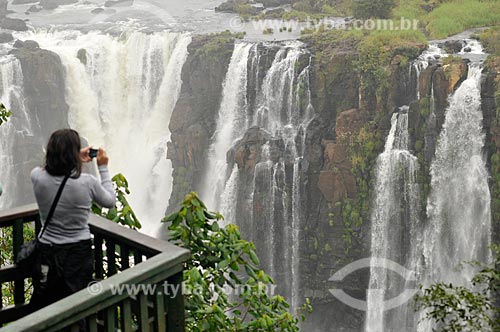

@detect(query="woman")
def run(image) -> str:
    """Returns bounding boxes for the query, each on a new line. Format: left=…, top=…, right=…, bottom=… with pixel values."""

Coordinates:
left=30, top=129, right=116, bottom=311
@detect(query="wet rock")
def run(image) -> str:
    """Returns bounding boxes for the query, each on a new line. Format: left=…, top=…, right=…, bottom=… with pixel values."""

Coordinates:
left=317, top=109, right=364, bottom=203
left=9, top=45, right=69, bottom=141
left=104, top=0, right=133, bottom=7
left=260, top=0, right=292, bottom=7
left=167, top=34, right=235, bottom=211
left=27, top=4, right=42, bottom=13
left=12, top=0, right=37, bottom=4
left=12, top=39, right=39, bottom=49
left=441, top=40, right=464, bottom=54
left=0, top=18, right=28, bottom=31
left=215, top=0, right=263, bottom=14
left=262, top=7, right=285, bottom=17
left=464, top=47, right=472, bottom=53
left=443, top=58, right=469, bottom=93
left=91, top=7, right=104, bottom=14
left=77, top=48, right=88, bottom=65
left=0, top=32, right=13, bottom=43
left=13, top=39, right=24, bottom=48
left=40, top=0, right=78, bottom=10
left=228, top=127, right=272, bottom=171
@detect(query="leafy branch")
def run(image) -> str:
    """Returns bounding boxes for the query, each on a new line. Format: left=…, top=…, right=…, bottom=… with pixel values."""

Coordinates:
left=92, top=173, right=141, bottom=229
left=164, top=192, right=312, bottom=332
left=416, top=245, right=500, bottom=332
left=0, top=103, right=11, bottom=126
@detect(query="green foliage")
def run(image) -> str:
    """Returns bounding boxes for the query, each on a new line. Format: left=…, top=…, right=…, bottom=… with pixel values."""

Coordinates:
left=416, top=245, right=500, bottom=332
left=164, top=192, right=312, bottom=332
left=491, top=153, right=500, bottom=231
left=343, top=125, right=383, bottom=253
left=92, top=173, right=141, bottom=229
left=352, top=0, right=396, bottom=19
left=292, top=0, right=327, bottom=13
left=0, top=103, right=11, bottom=126
left=391, top=0, right=428, bottom=21
left=1, top=223, right=36, bottom=306
left=423, top=0, right=500, bottom=39
left=195, top=31, right=245, bottom=60
left=357, top=30, right=426, bottom=98
left=419, top=97, right=431, bottom=117
left=480, top=27, right=500, bottom=56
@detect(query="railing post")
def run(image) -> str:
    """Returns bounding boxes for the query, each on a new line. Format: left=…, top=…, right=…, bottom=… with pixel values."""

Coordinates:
left=166, top=272, right=185, bottom=332
left=94, top=236, right=104, bottom=279
left=12, top=219, right=24, bottom=263
left=12, top=220, right=25, bottom=305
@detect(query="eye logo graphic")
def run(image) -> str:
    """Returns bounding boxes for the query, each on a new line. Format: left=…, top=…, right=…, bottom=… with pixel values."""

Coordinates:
left=328, top=257, right=419, bottom=311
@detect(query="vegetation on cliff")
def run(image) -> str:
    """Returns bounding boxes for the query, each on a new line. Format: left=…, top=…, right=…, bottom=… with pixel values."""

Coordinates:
left=481, top=27, right=500, bottom=233
left=302, top=28, right=426, bottom=253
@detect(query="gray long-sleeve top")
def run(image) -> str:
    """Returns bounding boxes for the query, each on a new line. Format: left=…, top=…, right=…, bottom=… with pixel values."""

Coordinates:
left=31, top=165, right=116, bottom=245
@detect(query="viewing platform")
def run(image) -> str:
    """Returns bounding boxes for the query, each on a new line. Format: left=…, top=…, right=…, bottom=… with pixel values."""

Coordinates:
left=0, top=204, right=190, bottom=332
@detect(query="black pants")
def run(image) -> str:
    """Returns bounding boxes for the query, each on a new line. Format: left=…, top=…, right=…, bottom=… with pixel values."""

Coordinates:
left=30, top=239, right=93, bottom=312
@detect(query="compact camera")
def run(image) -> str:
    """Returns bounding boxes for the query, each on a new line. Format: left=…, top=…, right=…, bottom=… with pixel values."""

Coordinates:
left=89, top=148, right=98, bottom=159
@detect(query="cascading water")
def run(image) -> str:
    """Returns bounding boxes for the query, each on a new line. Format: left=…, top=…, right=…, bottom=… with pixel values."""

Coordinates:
left=365, top=108, right=420, bottom=332
left=201, top=42, right=253, bottom=213
left=18, top=30, right=191, bottom=235
left=200, top=42, right=313, bottom=311
left=0, top=57, right=34, bottom=210
left=418, top=63, right=491, bottom=331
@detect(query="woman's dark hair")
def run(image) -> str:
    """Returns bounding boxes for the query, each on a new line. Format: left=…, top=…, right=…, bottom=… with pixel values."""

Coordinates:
left=45, top=129, right=82, bottom=177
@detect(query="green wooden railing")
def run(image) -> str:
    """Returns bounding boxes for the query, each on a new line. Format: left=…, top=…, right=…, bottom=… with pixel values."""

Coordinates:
left=0, top=204, right=190, bottom=332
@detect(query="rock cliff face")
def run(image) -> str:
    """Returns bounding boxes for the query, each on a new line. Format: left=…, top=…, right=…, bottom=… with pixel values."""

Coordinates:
left=5, top=27, right=495, bottom=332
left=10, top=41, right=69, bottom=141
left=166, top=32, right=490, bottom=332
left=5, top=41, right=69, bottom=207
left=167, top=34, right=235, bottom=212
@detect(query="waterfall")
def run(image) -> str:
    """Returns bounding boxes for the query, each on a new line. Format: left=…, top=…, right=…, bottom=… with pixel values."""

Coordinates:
left=250, top=45, right=312, bottom=311
left=200, top=42, right=253, bottom=212
left=0, top=57, right=34, bottom=210
left=20, top=30, right=191, bottom=236
left=365, top=108, right=420, bottom=332
left=199, top=42, right=312, bottom=311
left=420, top=64, right=491, bottom=331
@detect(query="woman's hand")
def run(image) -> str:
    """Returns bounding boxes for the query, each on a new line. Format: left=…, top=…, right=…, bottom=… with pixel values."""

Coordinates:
left=96, top=148, right=109, bottom=167
left=80, top=147, right=92, bottom=163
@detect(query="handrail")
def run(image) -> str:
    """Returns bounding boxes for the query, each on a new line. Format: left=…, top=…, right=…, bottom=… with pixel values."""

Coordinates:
left=4, top=250, right=188, bottom=331
left=88, top=213, right=175, bottom=256
left=0, top=204, right=190, bottom=332
left=0, top=203, right=38, bottom=225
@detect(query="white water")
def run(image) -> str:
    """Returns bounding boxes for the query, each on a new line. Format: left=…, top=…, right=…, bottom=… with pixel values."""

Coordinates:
left=365, top=109, right=420, bottom=332
left=16, top=30, right=191, bottom=235
left=199, top=43, right=312, bottom=311
left=201, top=43, right=253, bottom=212
left=219, top=164, right=240, bottom=228
left=419, top=64, right=491, bottom=331
left=414, top=43, right=447, bottom=99
left=0, top=57, right=33, bottom=210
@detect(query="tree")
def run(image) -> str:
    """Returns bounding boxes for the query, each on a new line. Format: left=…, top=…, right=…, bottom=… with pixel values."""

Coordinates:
left=163, top=192, right=312, bottom=332
left=352, top=0, right=395, bottom=19
left=416, top=246, right=500, bottom=332
left=92, top=173, right=141, bottom=229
